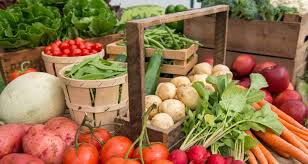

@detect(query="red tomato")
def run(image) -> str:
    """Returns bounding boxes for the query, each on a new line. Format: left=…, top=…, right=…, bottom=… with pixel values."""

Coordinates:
left=78, top=128, right=111, bottom=150
left=70, top=45, right=78, bottom=50
left=54, top=40, right=62, bottom=46
left=85, top=42, right=94, bottom=50
left=63, top=49, right=71, bottom=56
left=60, top=42, right=70, bottom=50
left=78, top=42, right=86, bottom=50
left=133, top=143, right=169, bottom=164
left=44, top=46, right=52, bottom=53
left=100, top=136, right=134, bottom=163
left=91, top=50, right=98, bottom=54
left=10, top=71, right=21, bottom=81
left=63, top=143, right=99, bottom=164
left=151, top=160, right=173, bottom=164
left=105, top=157, right=140, bottom=164
left=69, top=40, right=76, bottom=45
left=94, top=43, right=103, bottom=51
left=23, top=68, right=38, bottom=74
left=82, top=49, right=90, bottom=56
left=52, top=49, right=62, bottom=56
left=72, top=49, right=82, bottom=56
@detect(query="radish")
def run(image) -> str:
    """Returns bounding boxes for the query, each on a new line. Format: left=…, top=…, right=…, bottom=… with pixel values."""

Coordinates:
left=280, top=100, right=307, bottom=124
left=261, top=89, right=273, bottom=104
left=238, top=77, right=250, bottom=88
left=168, top=149, right=188, bottom=164
left=231, top=54, right=256, bottom=77
left=231, top=160, right=245, bottom=164
left=274, top=90, right=302, bottom=108
left=186, top=145, right=210, bottom=164
left=207, top=154, right=225, bottom=164
left=261, top=65, right=289, bottom=93
left=253, top=61, right=277, bottom=73
left=224, top=156, right=234, bottom=164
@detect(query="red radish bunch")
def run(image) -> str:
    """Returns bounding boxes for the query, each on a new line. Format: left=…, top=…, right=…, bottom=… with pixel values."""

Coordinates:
left=186, top=145, right=211, bottom=164
left=44, top=38, right=103, bottom=57
left=168, top=149, right=188, bottom=164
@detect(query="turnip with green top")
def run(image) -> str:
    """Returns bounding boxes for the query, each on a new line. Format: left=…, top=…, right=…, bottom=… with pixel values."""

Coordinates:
left=176, top=85, right=199, bottom=110
left=145, top=95, right=162, bottom=119
left=159, top=99, right=185, bottom=122
left=191, top=62, right=212, bottom=75
left=155, top=82, right=177, bottom=100
left=171, top=76, right=191, bottom=88
left=151, top=113, right=174, bottom=129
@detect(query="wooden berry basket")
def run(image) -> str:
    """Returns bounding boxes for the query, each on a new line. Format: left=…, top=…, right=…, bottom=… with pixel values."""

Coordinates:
left=41, top=50, right=104, bottom=77
left=106, top=40, right=199, bottom=76
left=58, top=64, right=129, bottom=131
left=115, top=5, right=229, bottom=148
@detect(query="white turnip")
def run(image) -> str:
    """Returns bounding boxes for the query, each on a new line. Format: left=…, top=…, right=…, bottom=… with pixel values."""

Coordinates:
left=192, top=62, right=212, bottom=75
left=212, top=70, right=233, bottom=77
left=145, top=95, right=162, bottom=119
left=212, top=64, right=230, bottom=74
left=155, top=82, right=177, bottom=100
left=0, top=153, right=44, bottom=164
left=171, top=76, right=191, bottom=88
left=207, top=154, right=225, bottom=164
left=168, top=149, right=188, bottom=164
left=159, top=99, right=185, bottom=122
left=186, top=145, right=211, bottom=164
left=176, top=85, right=199, bottom=109
left=189, top=74, right=208, bottom=84
left=151, top=113, right=174, bottom=129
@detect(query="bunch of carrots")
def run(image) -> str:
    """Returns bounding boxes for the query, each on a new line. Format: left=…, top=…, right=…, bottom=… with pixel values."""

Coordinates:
left=247, top=99, right=308, bottom=164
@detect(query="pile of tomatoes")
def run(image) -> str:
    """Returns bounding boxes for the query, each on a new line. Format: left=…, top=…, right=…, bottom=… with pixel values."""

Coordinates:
left=63, top=128, right=172, bottom=164
left=44, top=38, right=103, bottom=57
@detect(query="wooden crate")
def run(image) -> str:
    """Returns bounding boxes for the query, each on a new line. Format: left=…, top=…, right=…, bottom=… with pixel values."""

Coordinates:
left=198, top=48, right=307, bottom=83
left=115, top=5, right=229, bottom=148
left=0, top=34, right=123, bottom=84
left=106, top=40, right=199, bottom=76
left=58, top=64, right=129, bottom=132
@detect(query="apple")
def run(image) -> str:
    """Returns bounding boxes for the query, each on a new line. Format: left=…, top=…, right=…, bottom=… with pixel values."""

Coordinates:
left=274, top=90, right=302, bottom=108
left=287, top=82, right=294, bottom=90
left=199, top=54, right=214, bottom=66
left=238, top=77, right=251, bottom=88
left=280, top=100, right=307, bottom=124
left=231, top=54, right=256, bottom=77
left=261, top=65, right=289, bottom=93
left=261, top=89, right=273, bottom=104
left=253, top=61, right=277, bottom=73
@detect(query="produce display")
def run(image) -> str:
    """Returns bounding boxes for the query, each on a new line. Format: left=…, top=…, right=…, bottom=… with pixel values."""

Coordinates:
left=65, top=57, right=127, bottom=80
left=199, top=0, right=298, bottom=21
left=44, top=38, right=103, bottom=57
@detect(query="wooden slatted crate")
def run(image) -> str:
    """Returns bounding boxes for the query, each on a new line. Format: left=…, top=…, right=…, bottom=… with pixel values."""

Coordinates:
left=115, top=5, right=229, bottom=148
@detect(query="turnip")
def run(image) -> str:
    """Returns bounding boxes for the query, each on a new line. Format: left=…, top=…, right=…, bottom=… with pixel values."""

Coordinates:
left=192, top=62, right=212, bottom=75
left=189, top=74, right=208, bottom=84
left=151, top=113, right=174, bottom=129
left=204, top=83, right=216, bottom=93
left=0, top=153, right=44, bottom=164
left=159, top=99, right=185, bottom=122
left=231, top=54, right=256, bottom=77
left=45, top=117, right=78, bottom=146
left=261, top=65, right=289, bottom=93
left=168, top=149, right=188, bottom=164
left=155, top=82, right=177, bottom=100
left=186, top=145, right=211, bottom=164
left=274, top=90, right=302, bottom=108
left=207, top=154, right=225, bottom=164
left=212, top=70, right=233, bottom=78
left=171, top=76, right=191, bottom=88
left=145, top=95, right=162, bottom=119
left=22, top=125, right=66, bottom=164
left=212, top=64, right=230, bottom=74
left=0, top=124, right=31, bottom=158
left=176, top=85, right=199, bottom=109
left=280, top=100, right=307, bottom=124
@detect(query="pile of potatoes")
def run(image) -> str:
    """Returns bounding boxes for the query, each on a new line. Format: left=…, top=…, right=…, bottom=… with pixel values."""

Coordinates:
left=146, top=62, right=232, bottom=130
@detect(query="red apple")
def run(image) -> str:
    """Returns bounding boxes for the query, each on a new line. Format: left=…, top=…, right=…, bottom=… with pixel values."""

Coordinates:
left=261, top=89, right=273, bottom=104
left=287, top=82, right=294, bottom=90
left=238, top=77, right=251, bottom=88
left=274, top=90, right=302, bottom=108
left=253, top=61, right=277, bottom=73
left=200, top=54, right=214, bottom=66
left=280, top=100, right=307, bottom=124
left=261, top=65, right=289, bottom=93
left=231, top=54, right=256, bottom=77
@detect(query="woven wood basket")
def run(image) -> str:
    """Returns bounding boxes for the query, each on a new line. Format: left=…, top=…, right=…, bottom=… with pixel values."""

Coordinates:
left=41, top=50, right=104, bottom=76
left=58, top=64, right=128, bottom=131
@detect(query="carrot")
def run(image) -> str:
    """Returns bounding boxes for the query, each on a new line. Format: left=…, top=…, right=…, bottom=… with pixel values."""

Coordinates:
left=281, top=128, right=308, bottom=154
left=258, top=100, right=307, bottom=130
left=248, top=150, right=258, bottom=164
left=253, top=130, right=308, bottom=164
left=274, top=149, right=290, bottom=159
left=250, top=145, right=268, bottom=164
left=252, top=103, right=261, bottom=110
left=279, top=118, right=308, bottom=136
left=245, top=131, right=279, bottom=164
left=293, top=131, right=308, bottom=142
left=297, top=136, right=308, bottom=149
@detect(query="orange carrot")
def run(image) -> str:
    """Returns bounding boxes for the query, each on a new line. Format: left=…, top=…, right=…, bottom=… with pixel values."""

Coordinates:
left=281, top=128, right=308, bottom=154
left=250, top=145, right=268, bottom=164
left=252, top=103, right=261, bottom=110
left=258, top=100, right=307, bottom=130
left=297, top=136, right=308, bottom=149
left=293, top=131, right=308, bottom=142
left=248, top=150, right=258, bottom=164
left=253, top=130, right=308, bottom=164
left=279, top=118, right=308, bottom=136
left=245, top=131, right=279, bottom=164
left=274, top=149, right=290, bottom=159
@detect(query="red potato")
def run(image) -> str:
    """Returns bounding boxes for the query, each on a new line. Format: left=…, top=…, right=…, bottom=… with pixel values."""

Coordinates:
left=22, top=125, right=66, bottom=164
left=45, top=117, right=78, bottom=146
left=261, top=89, right=273, bottom=104
left=231, top=54, right=256, bottom=77
left=0, top=153, right=44, bottom=164
left=0, top=124, right=31, bottom=158
left=261, top=65, right=289, bottom=93
left=274, top=90, right=302, bottom=108
left=280, top=100, right=307, bottom=124
left=253, top=61, right=277, bottom=73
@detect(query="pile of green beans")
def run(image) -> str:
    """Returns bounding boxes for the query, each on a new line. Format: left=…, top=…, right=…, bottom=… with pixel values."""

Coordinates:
left=119, top=26, right=202, bottom=50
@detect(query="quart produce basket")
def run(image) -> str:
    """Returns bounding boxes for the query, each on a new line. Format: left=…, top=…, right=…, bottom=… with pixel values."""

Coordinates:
left=41, top=50, right=104, bottom=77
left=58, top=63, right=128, bottom=131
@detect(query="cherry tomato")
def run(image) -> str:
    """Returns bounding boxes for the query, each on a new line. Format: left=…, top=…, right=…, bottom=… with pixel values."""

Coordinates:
left=76, top=38, right=85, bottom=47
left=78, top=128, right=111, bottom=151
left=52, top=49, right=62, bottom=56
left=69, top=40, right=76, bottom=45
left=85, top=42, right=94, bottom=50
left=133, top=143, right=169, bottom=164
left=78, top=42, right=86, bottom=50
left=44, top=46, right=52, bottom=53
left=105, top=157, right=140, bottom=164
left=82, top=49, right=90, bottom=56
left=94, top=43, right=103, bottom=51
left=151, top=160, right=173, bottom=164
left=91, top=50, right=98, bottom=54
left=72, top=48, right=82, bottom=56
left=100, top=136, right=134, bottom=163
left=70, top=45, right=78, bottom=50
left=62, top=49, right=71, bottom=56
left=60, top=42, right=70, bottom=50
left=63, top=143, right=99, bottom=164
left=54, top=40, right=62, bottom=46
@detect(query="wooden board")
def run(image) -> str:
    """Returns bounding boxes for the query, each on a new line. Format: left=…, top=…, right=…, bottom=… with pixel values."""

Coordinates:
left=185, top=13, right=308, bottom=59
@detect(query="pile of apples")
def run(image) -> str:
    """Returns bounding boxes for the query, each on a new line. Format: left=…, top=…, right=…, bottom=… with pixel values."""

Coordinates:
left=231, top=54, right=307, bottom=125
